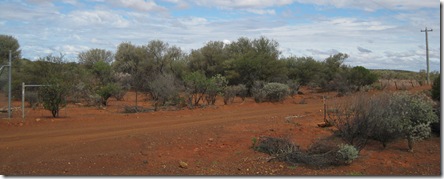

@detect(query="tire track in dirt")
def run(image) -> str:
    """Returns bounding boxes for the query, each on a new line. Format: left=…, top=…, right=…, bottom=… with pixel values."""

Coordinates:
left=0, top=102, right=323, bottom=149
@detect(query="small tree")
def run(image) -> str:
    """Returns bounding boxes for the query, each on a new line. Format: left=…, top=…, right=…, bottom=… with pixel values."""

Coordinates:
left=40, top=83, right=67, bottom=118
left=390, top=92, right=438, bottom=151
left=78, top=48, right=114, bottom=69
left=367, top=93, right=404, bottom=148
left=348, top=66, right=378, bottom=91
left=251, top=81, right=266, bottom=102
left=148, top=73, right=181, bottom=111
left=329, top=92, right=438, bottom=151
left=113, top=72, right=131, bottom=101
left=0, top=34, right=21, bottom=63
left=183, top=71, right=209, bottom=107
left=97, top=83, right=121, bottom=106
left=328, top=93, right=375, bottom=150
left=36, top=54, right=71, bottom=118
left=223, top=84, right=247, bottom=104
left=287, top=80, right=300, bottom=97
left=205, top=74, right=228, bottom=105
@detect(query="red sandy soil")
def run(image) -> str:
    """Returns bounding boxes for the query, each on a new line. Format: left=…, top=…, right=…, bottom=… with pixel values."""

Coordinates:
left=0, top=86, right=440, bottom=176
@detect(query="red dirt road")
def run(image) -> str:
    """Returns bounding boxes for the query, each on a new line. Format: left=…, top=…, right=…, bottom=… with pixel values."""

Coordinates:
left=0, top=86, right=440, bottom=175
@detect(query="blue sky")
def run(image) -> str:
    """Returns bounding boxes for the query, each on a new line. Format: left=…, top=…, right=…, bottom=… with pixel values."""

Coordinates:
left=0, top=0, right=441, bottom=72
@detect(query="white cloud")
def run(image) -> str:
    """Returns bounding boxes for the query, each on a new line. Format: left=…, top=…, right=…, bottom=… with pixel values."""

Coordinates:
left=110, top=0, right=166, bottom=12
left=0, top=1, right=59, bottom=21
left=245, top=8, right=276, bottom=15
left=66, top=10, right=130, bottom=28
left=192, top=0, right=289, bottom=15
left=307, top=49, right=341, bottom=57
left=194, top=0, right=293, bottom=9
left=326, top=18, right=395, bottom=31
left=162, top=0, right=189, bottom=9
left=60, top=0, right=78, bottom=5
left=294, top=0, right=437, bottom=11
left=178, top=17, right=208, bottom=26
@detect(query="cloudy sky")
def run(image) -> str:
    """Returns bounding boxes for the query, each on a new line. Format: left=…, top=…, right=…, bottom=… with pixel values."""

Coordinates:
left=0, top=0, right=441, bottom=72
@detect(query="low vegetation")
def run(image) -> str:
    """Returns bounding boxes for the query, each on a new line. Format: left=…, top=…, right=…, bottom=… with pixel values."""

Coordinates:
left=0, top=34, right=437, bottom=130
left=252, top=136, right=359, bottom=168
left=252, top=82, right=290, bottom=103
left=328, top=91, right=438, bottom=151
left=223, top=84, right=247, bottom=104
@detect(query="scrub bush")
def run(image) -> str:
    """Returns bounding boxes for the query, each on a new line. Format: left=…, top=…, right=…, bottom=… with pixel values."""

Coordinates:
left=252, top=81, right=289, bottom=103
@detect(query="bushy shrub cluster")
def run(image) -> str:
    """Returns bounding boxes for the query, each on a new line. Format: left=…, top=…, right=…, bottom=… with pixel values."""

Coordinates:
left=40, top=83, right=67, bottom=118
left=253, top=137, right=359, bottom=168
left=123, top=105, right=152, bottom=113
left=148, top=74, right=181, bottom=111
left=336, top=144, right=359, bottom=164
left=223, top=84, right=247, bottom=104
left=25, top=91, right=40, bottom=109
left=97, top=83, right=121, bottom=106
left=328, top=92, right=438, bottom=151
left=253, top=137, right=299, bottom=156
left=205, top=74, right=228, bottom=105
left=286, top=80, right=300, bottom=96
left=252, top=81, right=289, bottom=103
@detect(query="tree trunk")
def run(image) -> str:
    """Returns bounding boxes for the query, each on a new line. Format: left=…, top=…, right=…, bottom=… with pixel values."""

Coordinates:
left=52, top=108, right=58, bottom=118
left=407, top=136, right=414, bottom=152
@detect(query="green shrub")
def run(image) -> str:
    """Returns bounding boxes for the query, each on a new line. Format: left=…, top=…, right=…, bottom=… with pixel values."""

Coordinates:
left=86, top=94, right=102, bottom=107
left=224, top=85, right=243, bottom=104
left=251, top=81, right=266, bottom=102
left=253, top=136, right=359, bottom=168
left=348, top=66, right=378, bottom=90
left=252, top=81, right=289, bottom=103
left=263, top=83, right=289, bottom=102
left=391, top=92, right=438, bottom=151
left=148, top=74, right=182, bottom=111
left=112, top=86, right=127, bottom=101
left=183, top=71, right=210, bottom=107
left=306, top=137, right=340, bottom=155
left=205, top=74, right=228, bottom=105
left=327, top=93, right=373, bottom=150
left=336, top=144, right=359, bottom=164
left=287, top=80, right=300, bottom=96
left=253, top=137, right=299, bottom=156
left=330, top=92, right=438, bottom=151
left=223, top=86, right=237, bottom=104
left=40, top=84, right=67, bottom=118
left=26, top=91, right=40, bottom=109
left=366, top=92, right=403, bottom=148
left=97, top=83, right=121, bottom=106
left=431, top=75, right=440, bottom=101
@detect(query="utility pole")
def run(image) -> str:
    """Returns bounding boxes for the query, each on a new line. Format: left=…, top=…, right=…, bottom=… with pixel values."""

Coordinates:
left=421, top=27, right=433, bottom=85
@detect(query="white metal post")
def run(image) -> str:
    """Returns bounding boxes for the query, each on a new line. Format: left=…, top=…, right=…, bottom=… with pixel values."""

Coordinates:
left=22, top=82, right=24, bottom=119
left=8, top=50, right=11, bottom=119
left=21, top=84, right=50, bottom=120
